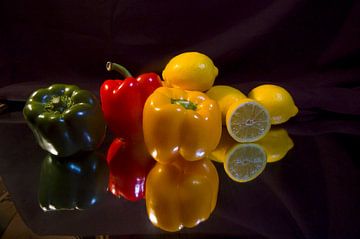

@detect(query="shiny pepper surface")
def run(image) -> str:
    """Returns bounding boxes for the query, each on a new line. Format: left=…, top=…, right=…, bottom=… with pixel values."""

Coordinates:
left=100, top=62, right=162, bottom=140
left=23, top=84, right=106, bottom=157
left=143, top=87, right=222, bottom=163
left=145, top=157, right=219, bottom=232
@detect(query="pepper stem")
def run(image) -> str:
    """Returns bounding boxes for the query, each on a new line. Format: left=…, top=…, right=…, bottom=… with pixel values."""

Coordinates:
left=45, top=95, right=73, bottom=114
left=171, top=99, right=197, bottom=111
left=106, top=62, right=132, bottom=78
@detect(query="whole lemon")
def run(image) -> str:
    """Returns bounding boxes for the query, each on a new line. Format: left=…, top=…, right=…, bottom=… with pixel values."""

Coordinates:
left=248, top=84, right=298, bottom=125
left=206, top=85, right=246, bottom=124
left=162, top=52, right=218, bottom=91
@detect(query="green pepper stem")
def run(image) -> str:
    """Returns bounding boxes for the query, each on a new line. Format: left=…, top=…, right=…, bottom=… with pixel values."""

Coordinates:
left=106, top=62, right=132, bottom=78
left=45, top=95, right=73, bottom=114
left=171, top=99, right=197, bottom=111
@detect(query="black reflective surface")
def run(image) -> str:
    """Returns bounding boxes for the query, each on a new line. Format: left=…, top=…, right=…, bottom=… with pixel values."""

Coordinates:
left=0, top=118, right=359, bottom=238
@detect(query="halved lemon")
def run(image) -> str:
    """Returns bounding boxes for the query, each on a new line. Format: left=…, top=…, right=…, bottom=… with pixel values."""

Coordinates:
left=224, top=143, right=267, bottom=183
left=226, top=98, right=271, bottom=142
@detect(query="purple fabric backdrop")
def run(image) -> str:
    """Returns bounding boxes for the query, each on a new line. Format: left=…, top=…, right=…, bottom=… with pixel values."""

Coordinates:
left=1, top=1, right=359, bottom=114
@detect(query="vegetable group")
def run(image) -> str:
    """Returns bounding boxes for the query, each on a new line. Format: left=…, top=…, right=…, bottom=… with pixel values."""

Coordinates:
left=24, top=51, right=299, bottom=233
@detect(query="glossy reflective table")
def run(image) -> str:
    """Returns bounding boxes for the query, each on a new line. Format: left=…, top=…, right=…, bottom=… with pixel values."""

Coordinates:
left=0, top=115, right=359, bottom=238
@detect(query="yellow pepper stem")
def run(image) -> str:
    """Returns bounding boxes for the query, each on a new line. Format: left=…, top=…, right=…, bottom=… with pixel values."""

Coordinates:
left=171, top=99, right=197, bottom=110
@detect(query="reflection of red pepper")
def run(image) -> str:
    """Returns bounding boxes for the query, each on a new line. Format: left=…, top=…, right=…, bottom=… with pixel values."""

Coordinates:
left=100, top=62, right=162, bottom=139
left=107, top=138, right=155, bottom=201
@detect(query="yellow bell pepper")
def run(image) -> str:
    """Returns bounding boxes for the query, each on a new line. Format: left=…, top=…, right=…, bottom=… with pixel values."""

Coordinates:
left=145, top=157, right=219, bottom=232
left=143, top=87, right=222, bottom=163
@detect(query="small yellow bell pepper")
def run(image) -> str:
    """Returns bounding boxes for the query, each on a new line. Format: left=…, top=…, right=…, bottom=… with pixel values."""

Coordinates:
left=145, top=157, right=219, bottom=232
left=143, top=87, right=222, bottom=163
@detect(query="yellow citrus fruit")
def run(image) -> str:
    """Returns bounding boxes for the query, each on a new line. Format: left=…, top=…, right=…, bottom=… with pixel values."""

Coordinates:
left=257, top=127, right=294, bottom=163
left=226, top=98, right=271, bottom=143
left=206, top=85, right=246, bottom=124
left=162, top=52, right=218, bottom=92
left=209, top=127, right=236, bottom=163
left=224, top=143, right=267, bottom=183
left=248, top=84, right=298, bottom=125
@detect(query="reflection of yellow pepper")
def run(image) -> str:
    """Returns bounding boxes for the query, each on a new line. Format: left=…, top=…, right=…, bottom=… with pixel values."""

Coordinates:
left=143, top=87, right=222, bottom=163
left=145, top=157, right=219, bottom=232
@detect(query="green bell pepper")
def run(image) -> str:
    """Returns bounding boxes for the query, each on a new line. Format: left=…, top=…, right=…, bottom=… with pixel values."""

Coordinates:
left=38, top=151, right=109, bottom=211
left=23, top=84, right=106, bottom=157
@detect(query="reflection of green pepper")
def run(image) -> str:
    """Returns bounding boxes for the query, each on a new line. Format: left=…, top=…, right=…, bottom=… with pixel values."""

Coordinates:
left=23, top=84, right=106, bottom=157
left=38, top=151, right=109, bottom=211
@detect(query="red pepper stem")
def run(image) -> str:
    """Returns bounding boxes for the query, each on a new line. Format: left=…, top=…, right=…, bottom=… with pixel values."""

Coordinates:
left=106, top=62, right=132, bottom=78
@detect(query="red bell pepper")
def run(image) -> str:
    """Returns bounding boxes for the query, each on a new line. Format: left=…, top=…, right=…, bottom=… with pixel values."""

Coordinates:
left=107, top=138, right=155, bottom=201
left=100, top=62, right=162, bottom=140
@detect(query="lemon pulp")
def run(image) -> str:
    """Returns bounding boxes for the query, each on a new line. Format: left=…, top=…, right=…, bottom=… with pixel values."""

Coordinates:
left=226, top=99, right=271, bottom=143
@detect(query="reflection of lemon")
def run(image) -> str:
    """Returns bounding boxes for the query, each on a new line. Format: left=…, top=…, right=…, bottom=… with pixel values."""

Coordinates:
left=257, top=127, right=294, bottom=163
left=248, top=84, right=298, bottom=125
left=224, top=143, right=267, bottom=183
left=226, top=98, right=271, bottom=143
left=209, top=127, right=235, bottom=163
left=206, top=85, right=246, bottom=124
left=162, top=52, right=218, bottom=92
